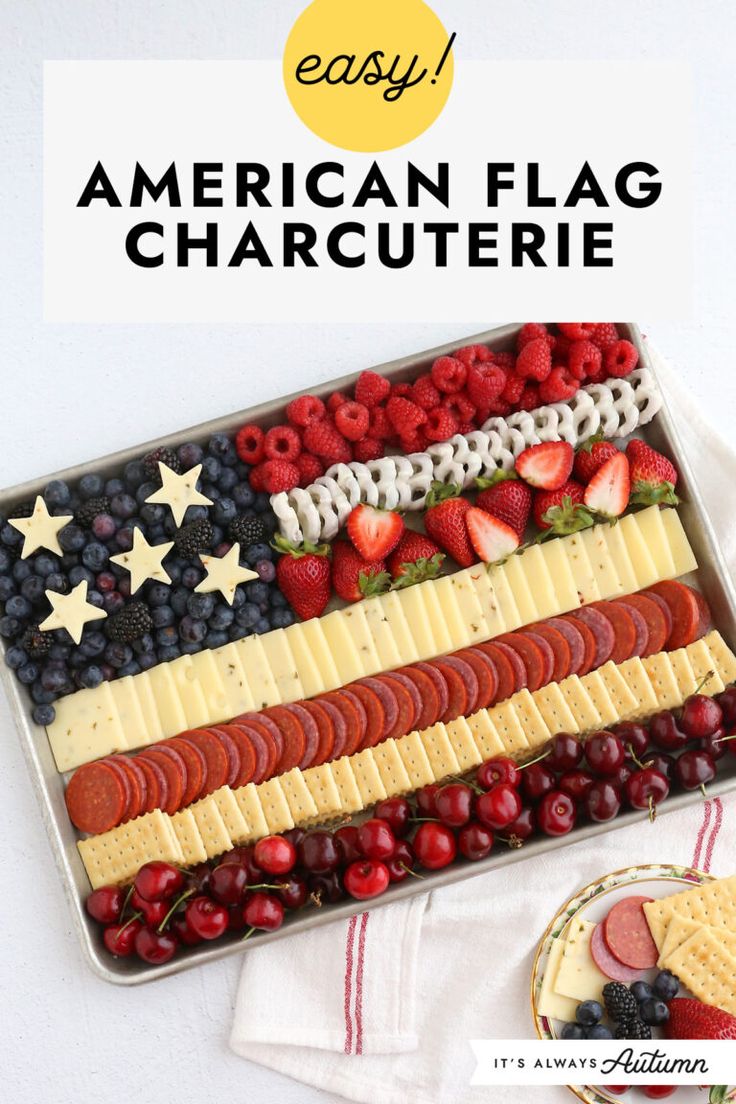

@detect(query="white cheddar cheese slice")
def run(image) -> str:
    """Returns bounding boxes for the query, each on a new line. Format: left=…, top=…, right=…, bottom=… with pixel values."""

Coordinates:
left=486, top=564, right=521, bottom=633
left=660, top=508, right=698, bottom=576
left=168, top=655, right=211, bottom=729
left=580, top=526, right=624, bottom=600
left=444, top=571, right=490, bottom=645
left=641, top=653, right=682, bottom=711
left=209, top=644, right=255, bottom=717
left=532, top=682, right=580, bottom=736
left=338, top=604, right=383, bottom=677
left=300, top=764, right=343, bottom=821
left=466, top=710, right=506, bottom=760
left=668, top=649, right=699, bottom=699
left=564, top=533, right=601, bottom=605
left=319, top=611, right=369, bottom=686
left=468, top=565, right=508, bottom=639
left=421, top=579, right=456, bottom=656
left=108, top=676, right=148, bottom=748
left=579, top=671, right=618, bottom=727
left=233, top=783, right=270, bottom=840
left=297, top=618, right=342, bottom=694
left=686, top=639, right=725, bottom=695
left=375, top=591, right=420, bottom=666
left=255, top=778, right=295, bottom=834
left=444, top=716, right=484, bottom=772
left=259, top=628, right=304, bottom=704
left=351, top=749, right=388, bottom=805
left=279, top=768, right=319, bottom=823
left=420, top=723, right=461, bottom=781
left=48, top=683, right=129, bottom=772
left=361, top=596, right=403, bottom=671
left=558, top=675, right=602, bottom=733
left=282, top=623, right=326, bottom=700
left=507, top=689, right=550, bottom=751
left=554, top=919, right=608, bottom=1004
left=618, top=512, right=660, bottom=589
left=396, top=585, right=439, bottom=661
left=537, top=539, right=581, bottom=615
left=516, top=545, right=562, bottom=620
left=144, top=664, right=188, bottom=738
left=189, top=648, right=230, bottom=722
left=395, top=731, right=436, bottom=789
left=237, top=634, right=282, bottom=710
left=598, top=521, right=639, bottom=596
left=131, top=672, right=166, bottom=745
left=502, top=553, right=539, bottom=627
left=371, top=739, right=413, bottom=795
left=488, top=700, right=531, bottom=756
left=329, top=757, right=363, bottom=814
left=633, top=505, right=677, bottom=581
left=537, top=935, right=580, bottom=1022
left=702, top=630, right=736, bottom=686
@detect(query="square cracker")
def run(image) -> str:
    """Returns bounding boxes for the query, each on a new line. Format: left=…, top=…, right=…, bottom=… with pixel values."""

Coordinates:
left=643, top=876, right=736, bottom=949
left=668, top=648, right=699, bottom=700
left=300, top=764, right=343, bottom=821
left=420, top=723, right=461, bottom=781
left=278, top=768, right=319, bottom=824
left=395, top=731, right=436, bottom=789
left=579, top=672, right=618, bottom=727
left=77, top=809, right=183, bottom=890
left=190, top=795, right=234, bottom=859
left=466, top=711, right=506, bottom=761
left=658, top=914, right=710, bottom=967
left=255, top=778, right=295, bottom=834
left=686, top=639, right=725, bottom=695
left=663, top=928, right=736, bottom=1016
left=507, top=689, right=550, bottom=751
left=641, top=653, right=682, bottom=712
left=557, top=676, right=602, bottom=733
left=702, top=630, right=736, bottom=685
left=233, top=783, right=270, bottom=841
left=487, top=701, right=530, bottom=758
left=444, top=716, right=483, bottom=773
left=532, top=683, right=579, bottom=736
left=211, top=786, right=250, bottom=845
left=350, top=749, right=388, bottom=806
left=610, top=658, right=657, bottom=719
left=329, top=757, right=363, bottom=814
left=371, top=739, right=413, bottom=795
left=170, top=808, right=207, bottom=866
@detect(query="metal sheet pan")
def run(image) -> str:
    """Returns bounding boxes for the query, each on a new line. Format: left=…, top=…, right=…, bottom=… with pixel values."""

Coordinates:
left=2, top=322, right=735, bottom=985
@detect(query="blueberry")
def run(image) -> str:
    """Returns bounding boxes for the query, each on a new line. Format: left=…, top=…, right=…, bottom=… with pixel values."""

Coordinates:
left=235, top=461, right=251, bottom=479
left=237, top=602, right=261, bottom=629
left=140, top=503, right=166, bottom=527
left=44, top=479, right=71, bottom=507
left=41, top=666, right=70, bottom=693
left=131, top=633, right=154, bottom=655
left=631, top=980, right=654, bottom=1005
left=270, top=590, right=288, bottom=609
left=166, top=560, right=184, bottom=584
left=31, top=682, right=56, bottom=704
left=213, top=497, right=236, bottom=526
left=246, top=581, right=269, bottom=604
left=12, top=560, right=32, bottom=582
left=0, top=616, right=21, bottom=639
left=201, top=456, right=221, bottom=483
left=228, top=623, right=249, bottom=641
left=136, top=481, right=158, bottom=507
left=187, top=593, right=215, bottom=620
left=210, top=604, right=235, bottom=631
left=138, top=651, right=158, bottom=670
left=80, top=665, right=104, bottom=689
left=45, top=573, right=69, bottom=595
left=181, top=566, right=203, bottom=589
left=1, top=522, right=24, bottom=547
left=261, top=514, right=278, bottom=538
left=124, top=460, right=147, bottom=489
left=79, top=473, right=104, bottom=499
left=147, top=582, right=172, bottom=607
left=271, top=609, right=294, bottom=629
left=178, top=442, right=204, bottom=469
left=81, top=542, right=109, bottom=571
left=17, top=662, right=39, bottom=685
left=170, top=587, right=190, bottom=616
left=0, top=548, right=12, bottom=572
left=208, top=433, right=237, bottom=465
left=255, top=559, right=276, bottom=583
left=5, top=645, right=28, bottom=669
left=117, top=660, right=141, bottom=677
left=102, top=591, right=124, bottom=614
left=255, top=617, right=271, bottom=634
left=105, top=478, right=125, bottom=497
left=158, top=644, right=181, bottom=661
left=576, top=1000, right=603, bottom=1027
left=114, top=524, right=138, bottom=552
left=92, top=514, right=117, bottom=541
left=0, top=576, right=16, bottom=601
left=230, top=588, right=245, bottom=610
left=70, top=650, right=88, bottom=670
left=110, top=492, right=137, bottom=519
left=204, top=630, right=229, bottom=649
left=246, top=543, right=272, bottom=566
left=233, top=483, right=255, bottom=510
left=34, top=553, right=59, bottom=578
left=179, top=615, right=207, bottom=644
left=79, top=631, right=106, bottom=658
left=210, top=525, right=224, bottom=546
left=586, top=1024, right=613, bottom=1040
left=253, top=493, right=270, bottom=514
left=652, top=970, right=679, bottom=1001
left=105, top=642, right=133, bottom=668
left=217, top=467, right=238, bottom=492
left=151, top=605, right=175, bottom=628
left=59, top=524, right=86, bottom=553
left=32, top=703, right=56, bottom=726
left=156, top=626, right=179, bottom=648
left=560, top=1022, right=586, bottom=1040
left=67, top=566, right=93, bottom=590
left=180, top=640, right=203, bottom=655
left=6, top=594, right=31, bottom=620
left=639, top=998, right=670, bottom=1026
left=202, top=483, right=220, bottom=502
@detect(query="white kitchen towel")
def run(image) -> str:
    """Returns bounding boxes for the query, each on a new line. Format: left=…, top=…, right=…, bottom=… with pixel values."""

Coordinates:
left=230, top=344, right=736, bottom=1104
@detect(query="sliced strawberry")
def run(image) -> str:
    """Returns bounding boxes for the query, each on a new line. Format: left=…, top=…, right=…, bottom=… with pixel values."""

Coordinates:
left=573, top=435, right=619, bottom=484
left=424, top=483, right=476, bottom=567
left=475, top=472, right=532, bottom=539
left=626, top=438, right=679, bottom=506
left=465, top=507, right=520, bottom=564
left=583, top=452, right=630, bottom=518
left=665, top=997, right=736, bottom=1040
left=515, top=441, right=574, bottom=491
left=346, top=504, right=404, bottom=561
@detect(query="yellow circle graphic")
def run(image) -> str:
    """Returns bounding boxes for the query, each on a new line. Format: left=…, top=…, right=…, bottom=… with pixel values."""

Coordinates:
left=283, top=0, right=455, bottom=153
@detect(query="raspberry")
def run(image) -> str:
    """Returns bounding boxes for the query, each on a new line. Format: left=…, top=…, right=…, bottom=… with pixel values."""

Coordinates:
left=286, top=394, right=326, bottom=428
left=264, top=424, right=302, bottom=462
left=399, top=427, right=429, bottom=453
left=516, top=337, right=552, bottom=381
left=567, top=340, right=602, bottom=382
left=486, top=398, right=512, bottom=416
left=603, top=339, right=639, bottom=378
left=467, top=363, right=506, bottom=407
left=441, top=393, right=476, bottom=424
left=551, top=333, right=572, bottom=359
left=249, top=462, right=268, bottom=492
left=502, top=373, right=526, bottom=404
left=539, top=365, right=578, bottom=403
left=412, top=375, right=441, bottom=411
left=391, top=382, right=414, bottom=400
left=295, top=451, right=324, bottom=487
left=493, top=351, right=516, bottom=373
left=425, top=407, right=459, bottom=442
left=235, top=424, right=265, bottom=464
left=590, top=322, right=620, bottom=351
left=518, top=383, right=541, bottom=411
left=457, top=421, right=475, bottom=435
left=303, top=419, right=352, bottom=463
left=326, top=391, right=350, bottom=414
left=334, top=401, right=370, bottom=441
left=455, top=343, right=492, bottom=366
left=557, top=323, right=597, bottom=340
left=368, top=406, right=393, bottom=441
left=517, top=322, right=551, bottom=351
left=353, top=437, right=384, bottom=462
left=261, top=459, right=300, bottom=493
left=354, top=370, right=390, bottom=408
left=386, top=396, right=427, bottom=434
left=431, top=355, right=467, bottom=393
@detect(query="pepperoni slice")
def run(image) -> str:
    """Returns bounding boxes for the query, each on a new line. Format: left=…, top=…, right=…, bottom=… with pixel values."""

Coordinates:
left=149, top=743, right=189, bottom=802
left=414, top=662, right=450, bottom=720
left=694, top=588, right=712, bottom=639
left=645, top=581, right=701, bottom=650
left=618, top=593, right=667, bottom=655
left=520, top=624, right=571, bottom=684
left=638, top=589, right=673, bottom=643
left=230, top=721, right=271, bottom=784
left=594, top=602, right=637, bottom=665
left=180, top=729, right=229, bottom=795
left=544, top=618, right=586, bottom=675
left=378, top=672, right=419, bottom=740
left=141, top=748, right=184, bottom=814
left=284, top=703, right=320, bottom=770
left=456, top=648, right=498, bottom=711
left=497, top=633, right=546, bottom=692
left=430, top=657, right=473, bottom=722
left=136, top=755, right=165, bottom=813
left=384, top=671, right=422, bottom=730
left=216, top=725, right=256, bottom=787
left=262, top=705, right=307, bottom=773
left=317, top=697, right=348, bottom=758
left=517, top=631, right=555, bottom=687
left=590, top=922, right=641, bottom=982
left=603, top=896, right=658, bottom=970
left=208, top=726, right=241, bottom=788
left=299, top=699, right=336, bottom=765
left=103, top=756, right=135, bottom=821
left=400, top=665, right=442, bottom=730
left=568, top=607, right=615, bottom=669
left=236, top=712, right=284, bottom=769
left=475, top=642, right=515, bottom=703
left=165, top=737, right=205, bottom=805
left=109, top=754, right=147, bottom=820
left=65, top=762, right=128, bottom=834
left=321, top=689, right=367, bottom=757
left=349, top=682, right=387, bottom=748
left=443, top=655, right=480, bottom=716
left=352, top=679, right=397, bottom=743
left=617, top=601, right=648, bottom=657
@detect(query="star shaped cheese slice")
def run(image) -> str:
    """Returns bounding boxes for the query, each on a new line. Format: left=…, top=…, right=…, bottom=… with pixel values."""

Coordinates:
left=110, top=529, right=175, bottom=594
left=8, top=495, right=74, bottom=559
left=195, top=542, right=258, bottom=605
left=144, top=462, right=213, bottom=527
left=39, top=580, right=107, bottom=644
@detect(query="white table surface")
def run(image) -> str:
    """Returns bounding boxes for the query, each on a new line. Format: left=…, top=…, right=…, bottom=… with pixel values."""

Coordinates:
left=2, top=2, right=735, bottom=1102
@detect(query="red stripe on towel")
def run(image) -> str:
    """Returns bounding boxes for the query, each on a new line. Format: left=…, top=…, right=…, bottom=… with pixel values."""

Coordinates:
left=702, top=797, right=724, bottom=873
left=690, top=800, right=712, bottom=870
left=354, top=912, right=370, bottom=1056
left=343, top=915, right=358, bottom=1055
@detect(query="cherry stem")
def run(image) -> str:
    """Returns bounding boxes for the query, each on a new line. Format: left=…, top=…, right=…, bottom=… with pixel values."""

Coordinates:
left=113, top=910, right=143, bottom=945
left=448, top=774, right=482, bottom=794
left=157, top=888, right=195, bottom=933
left=248, top=882, right=290, bottom=891
left=627, top=745, right=649, bottom=770
left=519, top=748, right=552, bottom=770
left=241, top=927, right=256, bottom=942
left=700, top=783, right=708, bottom=798
left=648, top=794, right=657, bottom=823
left=498, top=834, right=524, bottom=849
left=119, top=883, right=135, bottom=920
left=399, top=862, right=425, bottom=880
left=694, top=671, right=715, bottom=695
left=715, top=733, right=736, bottom=744
left=409, top=816, right=440, bottom=823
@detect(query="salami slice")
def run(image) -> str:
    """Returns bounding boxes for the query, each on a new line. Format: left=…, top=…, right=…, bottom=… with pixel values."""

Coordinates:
left=166, top=736, right=206, bottom=805
left=457, top=648, right=498, bottom=711
left=217, top=725, right=256, bottom=787
left=109, top=754, right=147, bottom=820
left=321, top=689, right=367, bottom=757
left=520, top=624, right=571, bottom=684
left=299, top=699, right=336, bottom=765
left=380, top=671, right=421, bottom=738
left=414, top=662, right=450, bottom=720
left=135, top=754, right=165, bottom=813
left=595, top=602, right=637, bottom=665
left=349, top=681, right=387, bottom=748
left=545, top=617, right=586, bottom=675
left=590, top=922, right=641, bottom=982
left=66, top=761, right=128, bottom=834
left=284, top=703, right=320, bottom=770
left=571, top=616, right=598, bottom=675
left=441, top=655, right=480, bottom=717
left=518, top=631, right=555, bottom=687
left=235, top=711, right=284, bottom=768
left=149, top=743, right=189, bottom=801
left=618, top=593, right=667, bottom=655
left=637, top=589, right=673, bottom=642
left=208, top=726, right=241, bottom=788
left=617, top=601, right=649, bottom=657
left=263, top=705, right=307, bottom=773
left=180, top=729, right=229, bottom=795
left=141, top=747, right=184, bottom=814
left=429, top=657, right=470, bottom=722
left=476, top=641, right=516, bottom=702
left=317, top=696, right=348, bottom=758
left=568, top=607, right=615, bottom=668
left=401, top=665, right=442, bottom=730
left=645, top=581, right=700, bottom=649
left=230, top=721, right=271, bottom=783
left=483, top=640, right=527, bottom=694
left=353, top=678, right=398, bottom=743
left=603, top=896, right=658, bottom=970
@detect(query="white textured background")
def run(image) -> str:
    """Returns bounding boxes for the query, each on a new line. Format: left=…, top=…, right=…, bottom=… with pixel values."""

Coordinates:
left=1, top=3, right=735, bottom=1103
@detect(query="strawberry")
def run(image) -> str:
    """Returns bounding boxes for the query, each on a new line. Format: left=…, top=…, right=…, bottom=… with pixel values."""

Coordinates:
left=331, top=541, right=389, bottom=603
left=475, top=472, right=532, bottom=539
left=346, top=504, right=404, bottom=561
left=626, top=438, right=679, bottom=506
left=273, top=537, right=331, bottom=620
left=424, top=483, right=476, bottom=567
left=665, top=998, right=736, bottom=1040
left=387, top=531, right=445, bottom=587
left=573, top=434, right=619, bottom=483
left=465, top=507, right=519, bottom=563
left=583, top=451, right=631, bottom=517
left=533, top=479, right=593, bottom=534
left=515, top=441, right=574, bottom=491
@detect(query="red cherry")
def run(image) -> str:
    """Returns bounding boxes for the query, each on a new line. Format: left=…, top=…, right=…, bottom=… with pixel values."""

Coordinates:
left=649, top=710, right=689, bottom=751
left=416, top=782, right=441, bottom=816
left=545, top=733, right=583, bottom=772
left=130, top=889, right=169, bottom=927
left=209, top=862, right=249, bottom=905
left=282, top=827, right=306, bottom=850
left=334, top=825, right=362, bottom=865
left=86, top=885, right=124, bottom=925
left=220, top=846, right=263, bottom=884
left=276, top=874, right=308, bottom=910
left=506, top=805, right=535, bottom=841
left=134, top=926, right=177, bottom=964
left=675, top=749, right=716, bottom=790
left=583, top=780, right=621, bottom=822
left=185, top=862, right=213, bottom=895
left=559, top=769, right=595, bottom=801
left=297, top=831, right=341, bottom=874
left=413, top=822, right=457, bottom=869
left=309, top=871, right=344, bottom=904
left=386, top=840, right=415, bottom=883
left=608, top=759, right=634, bottom=791
left=537, top=791, right=577, bottom=836
left=243, top=892, right=285, bottom=931
left=356, top=818, right=396, bottom=860
left=103, top=918, right=143, bottom=957
left=680, top=693, right=723, bottom=739
left=476, top=784, right=522, bottom=830
left=716, top=686, right=736, bottom=725
left=642, top=1089, right=677, bottom=1100
left=254, top=835, right=297, bottom=875
left=520, top=762, right=556, bottom=801
left=226, top=905, right=249, bottom=933
left=458, top=822, right=494, bottom=860
left=343, top=859, right=390, bottom=900
left=374, top=796, right=411, bottom=837
left=477, top=757, right=521, bottom=790
left=625, top=767, right=670, bottom=811
left=611, top=721, right=649, bottom=759
left=435, top=783, right=473, bottom=828
left=170, top=913, right=204, bottom=945
left=585, top=731, right=625, bottom=775
left=699, top=728, right=728, bottom=760
left=134, top=861, right=184, bottom=902
left=643, top=752, right=676, bottom=779
left=185, top=895, right=229, bottom=940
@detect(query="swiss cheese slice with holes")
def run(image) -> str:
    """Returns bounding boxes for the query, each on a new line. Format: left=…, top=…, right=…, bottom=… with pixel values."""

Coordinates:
left=259, top=628, right=304, bottom=704
left=516, top=545, right=561, bottom=620
left=283, top=622, right=327, bottom=699
left=580, top=526, right=624, bottom=600
left=190, top=795, right=234, bottom=858
left=189, top=648, right=230, bottom=723
left=487, top=701, right=530, bottom=757
left=537, top=934, right=580, bottom=1022
left=469, top=565, right=508, bottom=638
left=486, top=564, right=521, bottom=633
left=300, top=764, right=343, bottom=822
left=502, top=553, right=539, bottom=627
left=532, top=683, right=579, bottom=736
left=78, top=809, right=183, bottom=889
left=329, top=757, right=363, bottom=814
left=660, top=508, right=698, bottom=576
left=395, top=731, right=436, bottom=789
left=48, top=683, right=129, bottom=772
left=668, top=648, right=699, bottom=699
left=233, top=783, right=270, bottom=841
left=597, top=660, right=640, bottom=719
left=169, top=654, right=211, bottom=729
left=444, top=716, right=483, bottom=772
left=564, top=532, right=601, bottom=605
left=420, top=723, right=461, bottom=781
left=686, top=639, right=726, bottom=695
left=339, top=603, right=383, bottom=678
left=641, top=653, right=682, bottom=711
left=557, top=675, right=602, bottom=733
left=208, top=644, right=255, bottom=717
left=350, top=749, right=388, bottom=805
left=466, top=710, right=506, bottom=760
left=361, top=596, right=403, bottom=671
left=255, top=778, right=295, bottom=834
left=579, top=671, right=618, bottom=727
left=507, top=689, right=550, bottom=751
left=108, top=676, right=149, bottom=748
left=211, top=785, right=250, bottom=845
left=237, top=635, right=282, bottom=710
left=278, top=768, right=319, bottom=823
left=147, top=663, right=188, bottom=737
left=702, top=630, right=736, bottom=686
left=536, top=539, right=580, bottom=614
left=421, top=579, right=456, bottom=656
left=371, top=739, right=412, bottom=795
left=170, top=808, right=208, bottom=865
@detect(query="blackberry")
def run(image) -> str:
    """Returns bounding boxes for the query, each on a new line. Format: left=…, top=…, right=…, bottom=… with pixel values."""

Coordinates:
left=21, top=624, right=53, bottom=659
left=174, top=518, right=214, bottom=557
left=143, top=446, right=181, bottom=480
left=614, top=1018, right=652, bottom=1040
left=105, top=600, right=153, bottom=643
left=602, top=982, right=638, bottom=1024
left=228, top=514, right=265, bottom=548
left=8, top=500, right=34, bottom=520
left=75, top=495, right=112, bottom=528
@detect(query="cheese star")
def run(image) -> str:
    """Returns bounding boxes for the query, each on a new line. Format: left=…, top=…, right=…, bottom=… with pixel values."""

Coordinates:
left=110, top=529, right=174, bottom=594
left=39, top=581, right=107, bottom=644
left=194, top=543, right=258, bottom=605
left=144, top=462, right=213, bottom=527
left=8, top=495, right=74, bottom=559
